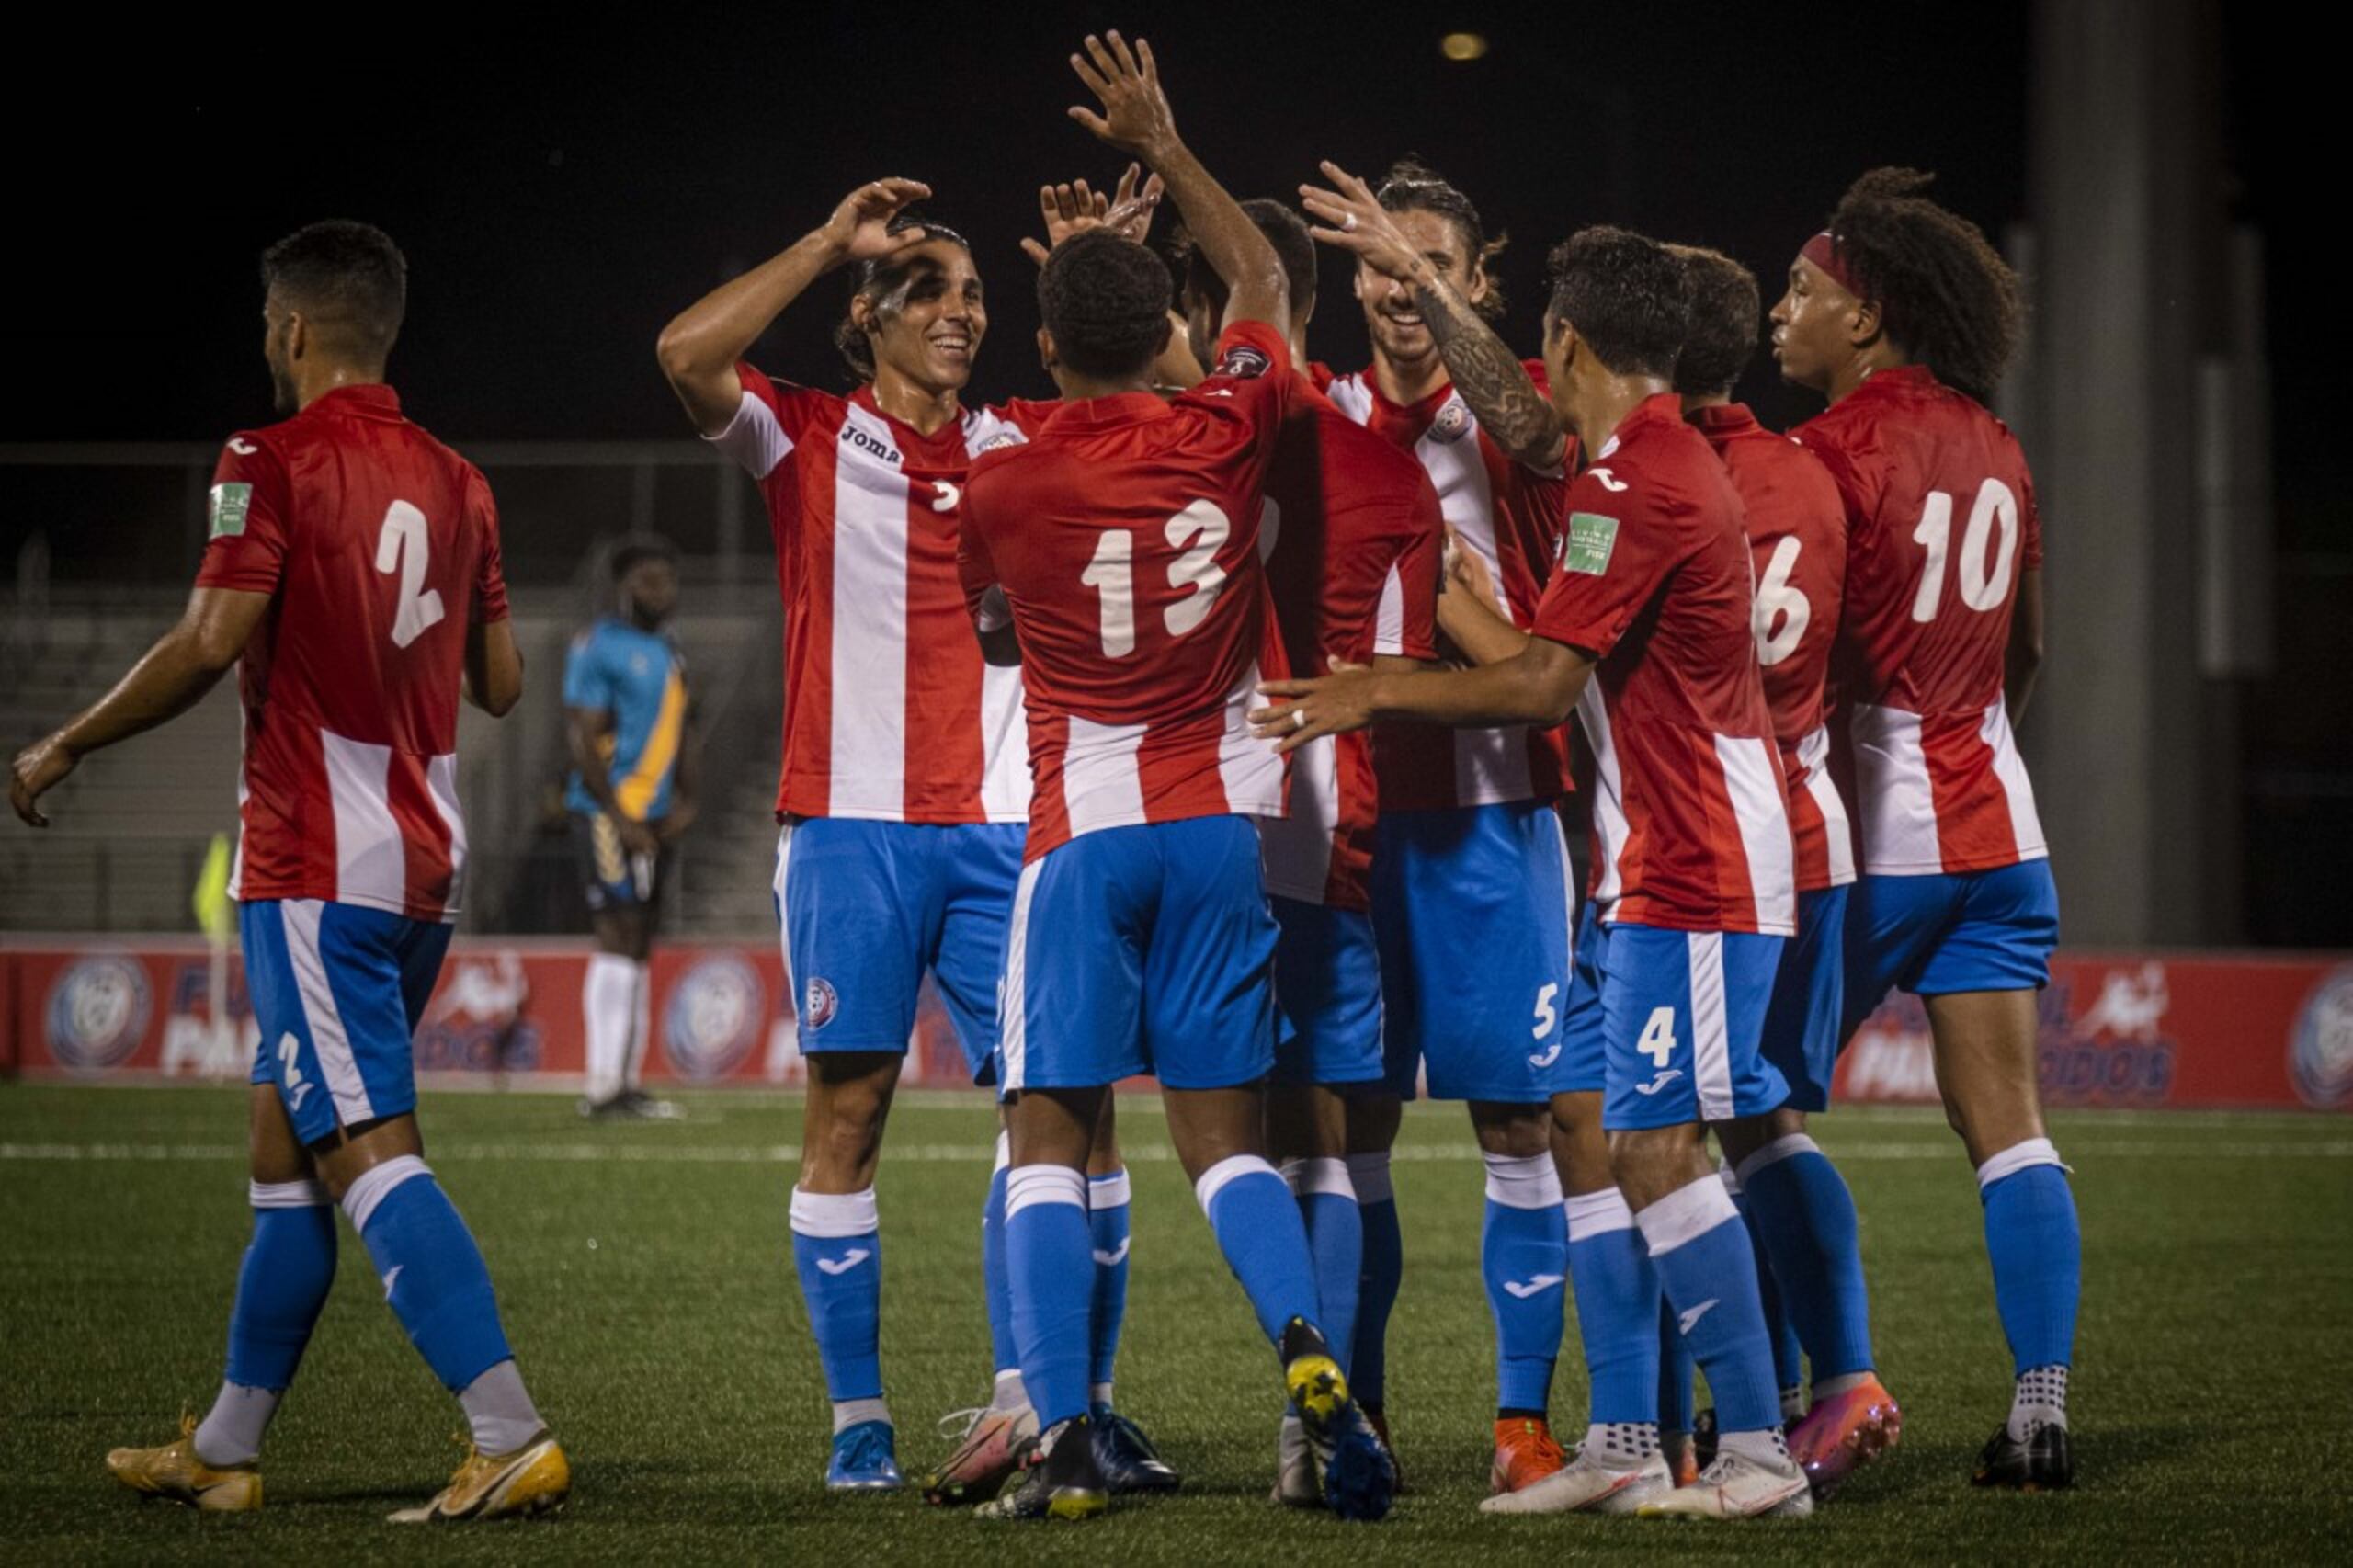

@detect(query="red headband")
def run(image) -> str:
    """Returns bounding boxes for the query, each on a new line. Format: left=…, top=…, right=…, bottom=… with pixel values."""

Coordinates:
left=1800, top=231, right=1862, bottom=297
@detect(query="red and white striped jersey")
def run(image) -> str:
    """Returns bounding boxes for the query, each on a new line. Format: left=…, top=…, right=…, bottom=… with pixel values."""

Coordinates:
left=1794, top=366, right=2047, bottom=876
left=710, top=365, right=1052, bottom=825
left=960, top=322, right=1296, bottom=860
left=196, top=385, right=509, bottom=922
left=1257, top=376, right=1444, bottom=910
left=1688, top=403, right=1857, bottom=893
left=1316, top=362, right=1574, bottom=812
left=1533, top=394, right=1795, bottom=936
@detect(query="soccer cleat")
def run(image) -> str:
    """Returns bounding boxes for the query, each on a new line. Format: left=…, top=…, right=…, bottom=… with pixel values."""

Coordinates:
left=1972, top=1422, right=2074, bottom=1491
left=1787, top=1375, right=1902, bottom=1498
left=1479, top=1449, right=1673, bottom=1516
left=1090, top=1408, right=1179, bottom=1494
left=618, top=1089, right=686, bottom=1120
left=923, top=1405, right=1035, bottom=1506
left=1281, top=1322, right=1394, bottom=1523
left=1271, top=1411, right=1321, bottom=1507
left=1636, top=1449, right=1813, bottom=1520
left=387, top=1432, right=569, bottom=1522
left=826, top=1419, right=904, bottom=1491
left=1489, top=1415, right=1568, bottom=1494
left=1364, top=1406, right=1407, bottom=1494
left=106, top=1416, right=261, bottom=1512
left=975, top=1415, right=1108, bottom=1521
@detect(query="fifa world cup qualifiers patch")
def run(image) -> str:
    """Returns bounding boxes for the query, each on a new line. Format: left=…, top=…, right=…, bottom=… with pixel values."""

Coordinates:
left=209, top=483, right=253, bottom=540
left=1564, top=511, right=1619, bottom=574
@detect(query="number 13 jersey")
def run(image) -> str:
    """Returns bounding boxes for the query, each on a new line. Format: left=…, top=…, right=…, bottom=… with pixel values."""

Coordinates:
left=1795, top=365, right=2047, bottom=877
left=197, top=385, right=511, bottom=922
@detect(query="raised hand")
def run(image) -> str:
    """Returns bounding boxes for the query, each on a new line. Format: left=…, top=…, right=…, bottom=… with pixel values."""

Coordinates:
left=1298, top=160, right=1425, bottom=284
left=1019, top=162, right=1167, bottom=266
left=820, top=177, right=936, bottom=263
left=1068, top=32, right=1176, bottom=162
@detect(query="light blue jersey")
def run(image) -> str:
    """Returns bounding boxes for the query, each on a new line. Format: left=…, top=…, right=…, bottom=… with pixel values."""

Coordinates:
left=563, top=618, right=687, bottom=822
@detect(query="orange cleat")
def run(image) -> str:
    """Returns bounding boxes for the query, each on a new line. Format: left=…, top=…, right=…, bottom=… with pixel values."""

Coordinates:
left=1489, top=1416, right=1568, bottom=1494
left=1786, top=1375, right=1902, bottom=1499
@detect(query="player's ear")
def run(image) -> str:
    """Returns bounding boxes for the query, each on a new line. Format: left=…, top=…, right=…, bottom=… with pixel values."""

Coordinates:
left=1463, top=263, right=1491, bottom=310
left=1847, top=295, right=1882, bottom=350
left=1036, top=326, right=1058, bottom=375
left=283, top=312, right=308, bottom=364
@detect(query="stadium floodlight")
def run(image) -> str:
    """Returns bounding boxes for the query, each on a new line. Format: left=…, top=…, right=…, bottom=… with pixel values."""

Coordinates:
left=1439, top=31, right=1488, bottom=62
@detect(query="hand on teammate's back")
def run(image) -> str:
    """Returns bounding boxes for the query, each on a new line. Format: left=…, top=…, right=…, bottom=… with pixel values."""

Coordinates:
left=1068, top=32, right=1176, bottom=162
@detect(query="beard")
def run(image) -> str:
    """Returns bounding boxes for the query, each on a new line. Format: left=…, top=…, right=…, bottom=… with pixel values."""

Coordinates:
left=268, top=356, right=298, bottom=415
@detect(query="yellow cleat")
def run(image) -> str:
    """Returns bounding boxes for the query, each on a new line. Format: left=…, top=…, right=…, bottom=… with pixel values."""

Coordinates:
left=388, top=1432, right=570, bottom=1523
left=106, top=1416, right=262, bottom=1512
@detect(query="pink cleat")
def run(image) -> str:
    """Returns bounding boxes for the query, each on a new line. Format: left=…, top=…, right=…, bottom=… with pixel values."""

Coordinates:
left=1786, top=1375, right=1902, bottom=1499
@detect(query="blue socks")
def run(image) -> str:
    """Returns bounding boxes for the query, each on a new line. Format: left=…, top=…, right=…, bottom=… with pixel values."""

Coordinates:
left=790, top=1185, right=887, bottom=1423
left=1283, top=1157, right=1363, bottom=1373
left=194, top=1178, right=338, bottom=1465
left=1977, top=1139, right=2081, bottom=1377
left=1656, top=1296, right=1695, bottom=1434
left=1087, top=1168, right=1132, bottom=1406
left=1737, top=1134, right=1874, bottom=1382
left=1348, top=1152, right=1402, bottom=1406
left=1006, top=1165, right=1094, bottom=1429
left=344, top=1156, right=513, bottom=1393
left=983, top=1139, right=1018, bottom=1381
left=1635, top=1176, right=1783, bottom=1437
left=1483, top=1152, right=1567, bottom=1414
left=1563, top=1187, right=1663, bottom=1425
left=1195, top=1156, right=1323, bottom=1346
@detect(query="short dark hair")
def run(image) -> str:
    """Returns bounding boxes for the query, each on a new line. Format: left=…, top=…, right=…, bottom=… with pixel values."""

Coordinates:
left=1825, top=167, right=2022, bottom=405
left=1543, top=226, right=1690, bottom=381
left=260, top=221, right=406, bottom=362
left=1376, top=157, right=1506, bottom=320
left=609, top=534, right=677, bottom=580
left=1037, top=231, right=1173, bottom=380
left=834, top=217, right=973, bottom=382
left=1667, top=244, right=1761, bottom=397
left=1175, top=199, right=1317, bottom=318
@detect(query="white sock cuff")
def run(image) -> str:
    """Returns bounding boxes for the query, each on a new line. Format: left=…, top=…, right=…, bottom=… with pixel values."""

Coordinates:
left=1088, top=1168, right=1133, bottom=1210
left=993, top=1130, right=1011, bottom=1173
left=1734, top=1132, right=1823, bottom=1186
left=790, top=1185, right=880, bottom=1238
left=1279, top=1156, right=1356, bottom=1200
left=1634, top=1175, right=1742, bottom=1256
left=1346, top=1151, right=1394, bottom=1205
left=1563, top=1186, right=1637, bottom=1241
left=250, top=1178, right=330, bottom=1209
left=1005, top=1164, right=1087, bottom=1220
left=1483, top=1150, right=1563, bottom=1210
left=1194, top=1153, right=1279, bottom=1215
left=340, top=1154, right=430, bottom=1233
left=1977, top=1137, right=2066, bottom=1190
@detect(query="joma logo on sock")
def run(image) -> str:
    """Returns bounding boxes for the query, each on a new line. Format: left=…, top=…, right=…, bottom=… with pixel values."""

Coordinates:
left=815, top=1249, right=871, bottom=1277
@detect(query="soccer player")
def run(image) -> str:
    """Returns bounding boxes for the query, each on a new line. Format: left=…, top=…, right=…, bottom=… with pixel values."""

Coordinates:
left=1258, top=226, right=1818, bottom=1520
left=1667, top=244, right=1895, bottom=1493
left=565, top=534, right=696, bottom=1120
left=957, top=32, right=1391, bottom=1523
left=8, top=222, right=567, bottom=1522
left=654, top=166, right=1159, bottom=1494
left=1771, top=169, right=2075, bottom=1490
left=1172, top=199, right=1445, bottom=1506
left=1294, top=158, right=1578, bottom=1494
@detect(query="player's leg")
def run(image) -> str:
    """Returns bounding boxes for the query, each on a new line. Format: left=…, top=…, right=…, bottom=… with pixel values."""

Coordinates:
left=1343, top=1091, right=1404, bottom=1454
left=1081, top=1092, right=1177, bottom=1492
left=575, top=813, right=639, bottom=1116
left=619, top=847, right=674, bottom=1107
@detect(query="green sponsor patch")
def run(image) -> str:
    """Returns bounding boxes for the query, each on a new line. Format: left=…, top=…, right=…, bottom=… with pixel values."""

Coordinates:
left=208, top=483, right=252, bottom=540
left=1563, top=510, right=1620, bottom=574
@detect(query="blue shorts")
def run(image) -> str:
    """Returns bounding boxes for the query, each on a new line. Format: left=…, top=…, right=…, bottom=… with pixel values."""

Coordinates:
left=1370, top=802, right=1574, bottom=1103
left=1840, top=859, right=2061, bottom=1044
left=1761, top=884, right=1851, bottom=1113
left=1551, top=901, right=1608, bottom=1095
left=1599, top=924, right=1789, bottom=1131
left=998, top=817, right=1278, bottom=1094
left=242, top=898, right=452, bottom=1146
left=772, top=817, right=1024, bottom=1084
left=1271, top=896, right=1385, bottom=1087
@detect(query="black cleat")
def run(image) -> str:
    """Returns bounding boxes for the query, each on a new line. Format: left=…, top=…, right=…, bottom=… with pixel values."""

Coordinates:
left=975, top=1416, right=1109, bottom=1521
left=1090, top=1410, right=1179, bottom=1494
left=1972, top=1423, right=2074, bottom=1491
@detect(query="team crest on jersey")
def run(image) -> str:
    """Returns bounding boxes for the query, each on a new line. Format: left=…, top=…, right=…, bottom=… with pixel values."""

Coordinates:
left=1563, top=511, right=1620, bottom=574
left=1430, top=398, right=1472, bottom=443
left=661, top=954, right=766, bottom=1081
left=804, top=976, right=841, bottom=1031
left=1215, top=344, right=1272, bottom=380
left=44, top=954, right=153, bottom=1074
left=2290, top=965, right=2353, bottom=1108
left=972, top=429, right=1023, bottom=454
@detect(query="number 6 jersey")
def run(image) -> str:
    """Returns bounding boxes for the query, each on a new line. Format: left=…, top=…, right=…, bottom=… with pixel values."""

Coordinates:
left=1794, top=365, right=2048, bottom=877
left=196, top=385, right=511, bottom=921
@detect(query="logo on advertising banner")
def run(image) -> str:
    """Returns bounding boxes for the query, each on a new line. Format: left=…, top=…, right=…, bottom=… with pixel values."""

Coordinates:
left=2041, top=963, right=2176, bottom=1107
left=416, top=953, right=540, bottom=1073
left=2290, top=966, right=2353, bottom=1109
left=44, top=955, right=153, bottom=1074
left=665, top=955, right=765, bottom=1081
left=1839, top=993, right=1939, bottom=1103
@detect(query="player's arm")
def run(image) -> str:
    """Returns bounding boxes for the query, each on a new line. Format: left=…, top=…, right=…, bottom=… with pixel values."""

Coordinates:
left=1067, top=32, right=1285, bottom=332
left=1299, top=162, right=1567, bottom=472
left=1436, top=527, right=1533, bottom=666
left=8, top=586, right=268, bottom=827
left=2005, top=566, right=2044, bottom=722
left=464, top=618, right=524, bottom=716
left=1252, top=636, right=1593, bottom=753
left=564, top=705, right=660, bottom=855
left=655, top=177, right=936, bottom=435
left=660, top=691, right=703, bottom=842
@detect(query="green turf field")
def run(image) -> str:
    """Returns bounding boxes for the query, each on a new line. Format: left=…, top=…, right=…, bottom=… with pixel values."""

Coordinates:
left=3, top=1084, right=2348, bottom=1564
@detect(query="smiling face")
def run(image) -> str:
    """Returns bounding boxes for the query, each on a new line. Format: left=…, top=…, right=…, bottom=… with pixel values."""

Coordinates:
left=1768, top=254, right=1860, bottom=395
left=857, top=238, right=986, bottom=393
left=1354, top=207, right=1486, bottom=369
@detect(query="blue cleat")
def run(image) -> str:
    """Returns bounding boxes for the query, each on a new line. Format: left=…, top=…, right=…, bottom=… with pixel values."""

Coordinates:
left=827, top=1420, right=904, bottom=1492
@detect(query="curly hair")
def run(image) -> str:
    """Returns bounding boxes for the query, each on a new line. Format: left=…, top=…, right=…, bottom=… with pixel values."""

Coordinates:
left=260, top=220, right=406, bottom=361
left=1172, top=199, right=1318, bottom=318
left=1037, top=230, right=1174, bottom=381
left=1544, top=226, right=1689, bottom=381
left=1826, top=167, right=2022, bottom=404
left=1666, top=244, right=1761, bottom=397
left=832, top=216, right=972, bottom=383
left=1375, top=157, right=1506, bottom=320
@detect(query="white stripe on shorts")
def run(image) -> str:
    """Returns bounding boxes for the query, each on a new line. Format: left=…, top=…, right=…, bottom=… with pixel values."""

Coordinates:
left=1687, top=931, right=1733, bottom=1122
left=281, top=899, right=377, bottom=1129
left=998, top=860, right=1044, bottom=1092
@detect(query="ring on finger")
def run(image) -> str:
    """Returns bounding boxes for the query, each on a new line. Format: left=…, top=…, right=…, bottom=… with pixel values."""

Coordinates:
left=1291, top=707, right=1308, bottom=730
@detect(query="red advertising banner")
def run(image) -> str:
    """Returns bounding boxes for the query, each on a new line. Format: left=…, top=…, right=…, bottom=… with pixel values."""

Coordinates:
left=6, top=939, right=2352, bottom=1111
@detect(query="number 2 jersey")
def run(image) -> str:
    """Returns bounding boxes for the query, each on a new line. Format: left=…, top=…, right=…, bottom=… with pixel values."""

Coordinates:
left=196, top=384, right=511, bottom=921
left=960, top=321, right=1296, bottom=860
left=1794, top=365, right=2047, bottom=877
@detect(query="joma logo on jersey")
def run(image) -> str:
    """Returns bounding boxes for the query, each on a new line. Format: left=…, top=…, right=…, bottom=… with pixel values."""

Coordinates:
left=840, top=425, right=902, bottom=465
